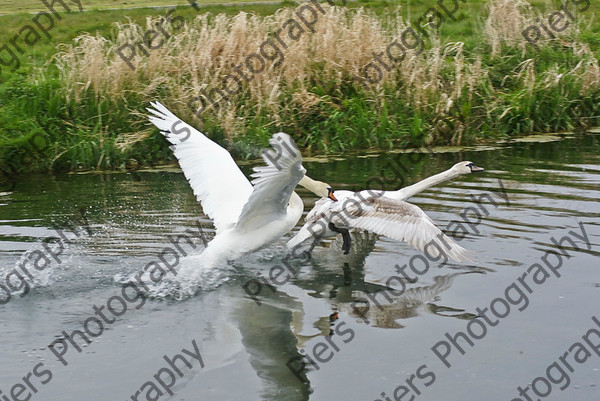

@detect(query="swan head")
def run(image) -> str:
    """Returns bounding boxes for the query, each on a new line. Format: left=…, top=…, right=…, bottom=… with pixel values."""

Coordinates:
left=327, top=188, right=338, bottom=202
left=452, top=161, right=484, bottom=175
left=298, top=175, right=338, bottom=201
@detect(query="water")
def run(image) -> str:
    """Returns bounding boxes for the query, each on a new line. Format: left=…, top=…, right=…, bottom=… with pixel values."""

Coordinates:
left=1, top=131, right=599, bottom=401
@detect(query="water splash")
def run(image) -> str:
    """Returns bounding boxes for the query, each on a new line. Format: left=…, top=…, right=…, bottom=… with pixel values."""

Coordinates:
left=116, top=250, right=233, bottom=301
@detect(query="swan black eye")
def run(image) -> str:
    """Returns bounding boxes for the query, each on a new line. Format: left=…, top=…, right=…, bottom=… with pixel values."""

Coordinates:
left=466, top=162, right=474, bottom=167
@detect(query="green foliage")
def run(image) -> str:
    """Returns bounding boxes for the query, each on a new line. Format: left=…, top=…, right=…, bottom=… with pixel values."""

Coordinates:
left=0, top=0, right=599, bottom=176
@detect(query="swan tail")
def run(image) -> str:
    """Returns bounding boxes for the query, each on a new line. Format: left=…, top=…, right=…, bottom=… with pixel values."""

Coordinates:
left=426, top=234, right=476, bottom=263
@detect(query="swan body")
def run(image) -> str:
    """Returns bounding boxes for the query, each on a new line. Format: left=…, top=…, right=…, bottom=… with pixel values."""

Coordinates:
left=287, top=162, right=483, bottom=262
left=147, top=102, right=322, bottom=264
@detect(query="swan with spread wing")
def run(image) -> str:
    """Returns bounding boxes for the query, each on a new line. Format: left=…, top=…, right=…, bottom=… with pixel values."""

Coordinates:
left=288, top=162, right=484, bottom=262
left=147, top=102, right=334, bottom=265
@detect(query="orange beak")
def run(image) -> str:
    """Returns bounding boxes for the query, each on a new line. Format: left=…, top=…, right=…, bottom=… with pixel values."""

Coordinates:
left=327, top=190, right=338, bottom=202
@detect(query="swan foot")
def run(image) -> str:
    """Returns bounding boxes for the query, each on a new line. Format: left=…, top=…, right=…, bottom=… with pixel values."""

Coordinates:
left=328, top=223, right=351, bottom=255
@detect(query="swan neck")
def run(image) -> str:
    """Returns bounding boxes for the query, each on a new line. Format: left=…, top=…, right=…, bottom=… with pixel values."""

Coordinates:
left=298, top=175, right=328, bottom=197
left=288, top=191, right=304, bottom=221
left=395, top=169, right=459, bottom=200
left=289, top=191, right=303, bottom=209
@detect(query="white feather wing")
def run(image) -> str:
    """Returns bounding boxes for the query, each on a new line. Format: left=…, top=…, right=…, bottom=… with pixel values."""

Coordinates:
left=286, top=197, right=332, bottom=250
left=333, top=195, right=472, bottom=262
left=147, top=102, right=253, bottom=233
left=235, top=133, right=305, bottom=232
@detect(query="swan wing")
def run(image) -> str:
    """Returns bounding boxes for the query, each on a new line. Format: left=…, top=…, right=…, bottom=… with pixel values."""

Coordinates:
left=286, top=198, right=332, bottom=250
left=286, top=220, right=325, bottom=250
left=235, top=133, right=306, bottom=232
left=147, top=102, right=253, bottom=232
left=333, top=195, right=473, bottom=262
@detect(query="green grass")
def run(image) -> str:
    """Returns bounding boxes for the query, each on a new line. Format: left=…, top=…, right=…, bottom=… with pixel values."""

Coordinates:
left=0, top=0, right=265, bottom=15
left=0, top=0, right=599, bottom=179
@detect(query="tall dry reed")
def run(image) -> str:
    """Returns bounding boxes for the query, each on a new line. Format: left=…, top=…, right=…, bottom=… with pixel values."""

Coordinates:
left=53, top=1, right=600, bottom=148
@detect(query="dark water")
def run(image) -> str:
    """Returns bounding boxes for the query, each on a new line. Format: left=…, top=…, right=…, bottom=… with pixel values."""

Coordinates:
left=1, top=131, right=599, bottom=401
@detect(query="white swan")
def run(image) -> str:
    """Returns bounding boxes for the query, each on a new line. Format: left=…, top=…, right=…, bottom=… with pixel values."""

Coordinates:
left=147, top=102, right=333, bottom=265
left=383, top=161, right=484, bottom=201
left=287, top=161, right=484, bottom=262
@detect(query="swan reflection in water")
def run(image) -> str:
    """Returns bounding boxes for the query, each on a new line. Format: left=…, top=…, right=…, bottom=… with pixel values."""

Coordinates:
left=232, top=230, right=488, bottom=398
left=292, top=231, right=485, bottom=331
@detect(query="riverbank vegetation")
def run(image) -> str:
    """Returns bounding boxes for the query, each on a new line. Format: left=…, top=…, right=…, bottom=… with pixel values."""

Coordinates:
left=1, top=0, right=599, bottom=176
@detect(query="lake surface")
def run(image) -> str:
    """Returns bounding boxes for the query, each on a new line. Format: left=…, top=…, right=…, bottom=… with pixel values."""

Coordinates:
left=1, top=131, right=599, bottom=401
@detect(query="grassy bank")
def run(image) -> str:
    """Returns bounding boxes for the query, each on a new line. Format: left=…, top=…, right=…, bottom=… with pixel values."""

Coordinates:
left=1, top=0, right=599, bottom=179
left=0, top=0, right=263, bottom=15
